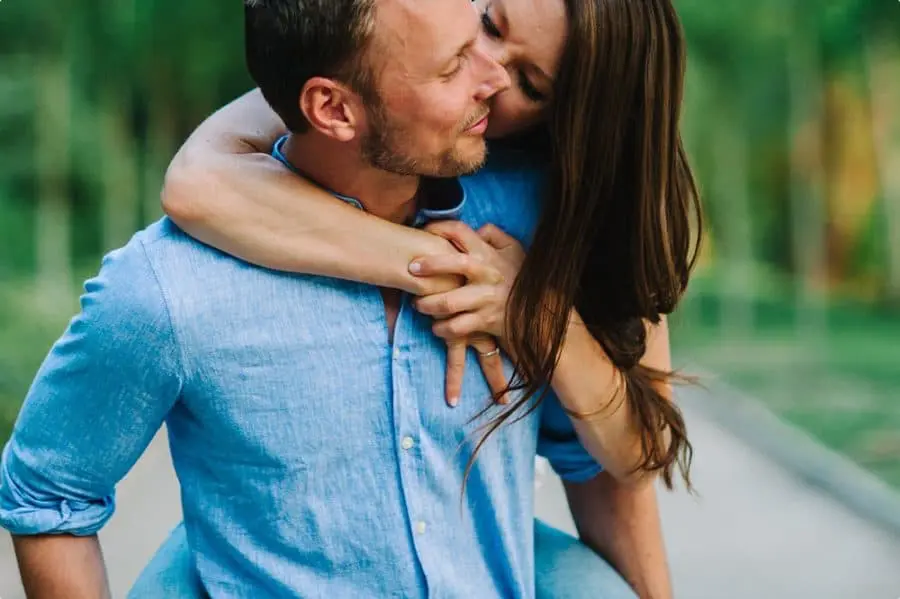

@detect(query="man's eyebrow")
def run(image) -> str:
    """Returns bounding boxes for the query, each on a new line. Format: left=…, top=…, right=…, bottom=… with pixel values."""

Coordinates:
left=436, top=18, right=480, bottom=69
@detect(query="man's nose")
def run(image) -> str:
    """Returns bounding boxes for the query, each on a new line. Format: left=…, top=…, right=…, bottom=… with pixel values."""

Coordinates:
left=471, top=37, right=511, bottom=101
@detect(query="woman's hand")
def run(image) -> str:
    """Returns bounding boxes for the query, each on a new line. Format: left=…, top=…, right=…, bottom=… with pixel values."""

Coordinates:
left=410, top=221, right=526, bottom=406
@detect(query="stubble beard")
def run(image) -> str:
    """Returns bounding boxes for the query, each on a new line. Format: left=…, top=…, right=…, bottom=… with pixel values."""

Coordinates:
left=360, top=100, right=487, bottom=178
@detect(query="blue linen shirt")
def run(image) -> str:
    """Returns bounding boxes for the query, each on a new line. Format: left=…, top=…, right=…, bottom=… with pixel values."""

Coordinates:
left=0, top=143, right=602, bottom=598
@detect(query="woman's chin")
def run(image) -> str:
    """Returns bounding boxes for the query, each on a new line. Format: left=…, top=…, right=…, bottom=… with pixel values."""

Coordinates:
left=485, top=118, right=541, bottom=141
left=485, top=118, right=520, bottom=140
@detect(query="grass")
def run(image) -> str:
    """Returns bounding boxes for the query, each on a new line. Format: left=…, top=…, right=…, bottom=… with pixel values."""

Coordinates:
left=672, top=289, right=900, bottom=489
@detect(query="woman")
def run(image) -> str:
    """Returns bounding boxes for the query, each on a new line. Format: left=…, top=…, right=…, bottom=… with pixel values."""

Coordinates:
left=165, top=0, right=700, bottom=486
left=134, top=0, right=700, bottom=595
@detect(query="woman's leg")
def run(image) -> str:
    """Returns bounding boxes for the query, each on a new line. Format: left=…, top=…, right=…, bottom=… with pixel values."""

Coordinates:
left=127, top=522, right=207, bottom=598
left=534, top=519, right=637, bottom=599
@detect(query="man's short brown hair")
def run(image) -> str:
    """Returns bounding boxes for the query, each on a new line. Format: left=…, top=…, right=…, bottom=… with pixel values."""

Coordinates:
left=244, top=0, right=377, bottom=132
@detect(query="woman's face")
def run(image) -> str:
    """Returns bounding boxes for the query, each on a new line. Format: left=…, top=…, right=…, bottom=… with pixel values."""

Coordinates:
left=475, top=0, right=569, bottom=139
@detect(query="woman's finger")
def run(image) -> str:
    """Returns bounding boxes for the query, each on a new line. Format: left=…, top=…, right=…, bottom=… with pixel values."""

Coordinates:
left=413, top=285, right=496, bottom=318
left=477, top=224, right=518, bottom=250
left=470, top=337, right=509, bottom=405
left=433, top=312, right=485, bottom=340
left=444, top=341, right=467, bottom=408
left=409, top=253, right=503, bottom=284
left=425, top=220, right=493, bottom=257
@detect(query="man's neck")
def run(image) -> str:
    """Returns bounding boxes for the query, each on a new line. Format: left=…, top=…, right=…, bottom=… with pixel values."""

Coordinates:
left=282, top=134, right=420, bottom=224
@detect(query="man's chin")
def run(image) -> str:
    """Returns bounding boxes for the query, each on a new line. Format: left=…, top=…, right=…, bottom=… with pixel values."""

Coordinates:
left=457, top=139, right=488, bottom=172
left=447, top=149, right=487, bottom=177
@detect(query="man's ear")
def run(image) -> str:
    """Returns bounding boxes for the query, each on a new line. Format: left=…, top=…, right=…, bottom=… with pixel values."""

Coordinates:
left=298, top=77, right=361, bottom=142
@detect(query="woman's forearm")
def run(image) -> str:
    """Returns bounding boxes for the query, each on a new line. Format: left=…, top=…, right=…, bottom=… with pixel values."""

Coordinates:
left=161, top=89, right=459, bottom=295
left=551, top=314, right=672, bottom=485
left=564, top=475, right=672, bottom=599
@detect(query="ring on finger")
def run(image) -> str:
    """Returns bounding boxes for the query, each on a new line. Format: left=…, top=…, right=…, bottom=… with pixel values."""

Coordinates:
left=478, top=347, right=500, bottom=358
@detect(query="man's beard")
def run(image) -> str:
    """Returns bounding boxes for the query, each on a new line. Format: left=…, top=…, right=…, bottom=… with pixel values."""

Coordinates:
left=360, top=101, right=487, bottom=178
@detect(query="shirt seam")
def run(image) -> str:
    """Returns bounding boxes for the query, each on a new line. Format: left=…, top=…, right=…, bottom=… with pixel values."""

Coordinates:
left=136, top=237, right=189, bottom=389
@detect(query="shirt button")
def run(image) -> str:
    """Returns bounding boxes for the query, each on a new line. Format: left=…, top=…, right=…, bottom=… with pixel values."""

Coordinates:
left=393, top=347, right=401, bottom=359
left=415, top=521, right=427, bottom=535
left=401, top=436, right=415, bottom=451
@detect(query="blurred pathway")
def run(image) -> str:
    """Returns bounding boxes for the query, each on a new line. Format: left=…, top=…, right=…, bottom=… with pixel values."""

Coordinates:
left=3, top=395, right=900, bottom=598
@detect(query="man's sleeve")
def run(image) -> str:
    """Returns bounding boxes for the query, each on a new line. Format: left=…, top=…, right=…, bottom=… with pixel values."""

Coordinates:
left=0, top=237, right=183, bottom=537
left=536, top=391, right=604, bottom=483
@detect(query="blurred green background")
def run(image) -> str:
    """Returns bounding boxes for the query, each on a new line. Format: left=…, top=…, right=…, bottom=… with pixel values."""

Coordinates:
left=0, top=2, right=898, bottom=487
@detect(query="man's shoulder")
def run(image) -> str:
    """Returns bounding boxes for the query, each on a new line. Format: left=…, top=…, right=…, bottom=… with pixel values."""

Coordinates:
left=466, top=145, right=547, bottom=195
left=136, top=217, right=219, bottom=263
left=92, top=218, right=183, bottom=288
left=88, top=218, right=253, bottom=320
left=460, top=147, right=548, bottom=244
left=133, top=217, right=266, bottom=284
left=123, top=218, right=343, bottom=322
left=68, top=220, right=186, bottom=339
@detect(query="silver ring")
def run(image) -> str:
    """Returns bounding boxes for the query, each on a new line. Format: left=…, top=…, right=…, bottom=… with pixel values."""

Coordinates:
left=478, top=348, right=500, bottom=359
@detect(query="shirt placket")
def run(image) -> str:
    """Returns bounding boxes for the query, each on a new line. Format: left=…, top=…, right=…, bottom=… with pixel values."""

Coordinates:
left=389, top=298, right=433, bottom=595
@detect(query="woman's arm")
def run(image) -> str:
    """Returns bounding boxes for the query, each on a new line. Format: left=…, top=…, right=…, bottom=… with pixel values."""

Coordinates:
left=563, top=473, right=672, bottom=599
left=411, top=222, right=671, bottom=484
left=551, top=314, right=672, bottom=486
left=161, top=89, right=459, bottom=296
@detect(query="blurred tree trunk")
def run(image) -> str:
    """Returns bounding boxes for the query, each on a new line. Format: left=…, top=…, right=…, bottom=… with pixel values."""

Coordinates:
left=99, top=87, right=140, bottom=252
left=99, top=0, right=139, bottom=251
left=865, top=37, right=900, bottom=303
left=143, top=95, right=177, bottom=225
left=714, top=106, right=755, bottom=337
left=34, top=60, right=72, bottom=303
left=787, top=1, right=828, bottom=334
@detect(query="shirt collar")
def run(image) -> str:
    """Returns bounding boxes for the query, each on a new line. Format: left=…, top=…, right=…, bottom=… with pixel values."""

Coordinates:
left=272, top=135, right=465, bottom=225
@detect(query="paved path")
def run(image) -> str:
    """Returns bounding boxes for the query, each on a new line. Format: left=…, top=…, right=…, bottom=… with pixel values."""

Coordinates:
left=2, top=399, right=900, bottom=598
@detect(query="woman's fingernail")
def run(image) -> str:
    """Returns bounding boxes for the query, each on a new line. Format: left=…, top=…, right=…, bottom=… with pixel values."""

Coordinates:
left=409, top=261, right=421, bottom=274
left=449, top=396, right=459, bottom=407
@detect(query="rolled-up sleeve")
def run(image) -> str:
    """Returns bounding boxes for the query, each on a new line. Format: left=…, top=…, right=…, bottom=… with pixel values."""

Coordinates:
left=537, top=392, right=604, bottom=483
left=0, top=236, right=183, bottom=536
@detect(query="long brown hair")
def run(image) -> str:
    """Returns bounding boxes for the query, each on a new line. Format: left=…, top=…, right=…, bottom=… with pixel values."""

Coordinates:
left=470, top=0, right=702, bottom=490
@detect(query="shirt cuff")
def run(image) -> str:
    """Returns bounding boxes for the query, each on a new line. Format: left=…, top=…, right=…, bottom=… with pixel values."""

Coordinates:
left=555, top=462, right=603, bottom=484
left=538, top=436, right=605, bottom=483
left=0, top=460, right=115, bottom=536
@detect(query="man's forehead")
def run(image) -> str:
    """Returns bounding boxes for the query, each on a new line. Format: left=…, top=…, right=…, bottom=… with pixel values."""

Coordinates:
left=375, top=0, right=478, bottom=73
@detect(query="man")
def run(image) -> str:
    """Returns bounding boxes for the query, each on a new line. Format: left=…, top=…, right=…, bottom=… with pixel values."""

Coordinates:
left=0, top=1, right=667, bottom=597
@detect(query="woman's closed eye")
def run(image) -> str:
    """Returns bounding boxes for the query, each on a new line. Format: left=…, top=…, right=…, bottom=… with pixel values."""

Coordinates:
left=480, top=10, right=547, bottom=103
left=517, top=71, right=545, bottom=102
left=481, top=10, right=501, bottom=38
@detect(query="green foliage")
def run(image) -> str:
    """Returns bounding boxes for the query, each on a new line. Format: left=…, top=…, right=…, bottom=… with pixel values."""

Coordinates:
left=0, top=0, right=898, bottom=485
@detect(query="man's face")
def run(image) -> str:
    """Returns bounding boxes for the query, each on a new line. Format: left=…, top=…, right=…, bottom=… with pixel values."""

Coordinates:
left=359, top=0, right=511, bottom=177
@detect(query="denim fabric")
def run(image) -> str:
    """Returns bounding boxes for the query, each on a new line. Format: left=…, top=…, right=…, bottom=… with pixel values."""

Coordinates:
left=0, top=147, right=603, bottom=598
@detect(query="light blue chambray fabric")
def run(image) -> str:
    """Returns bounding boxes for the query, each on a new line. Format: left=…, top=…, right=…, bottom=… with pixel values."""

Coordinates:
left=128, top=520, right=637, bottom=599
left=0, top=144, right=603, bottom=598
